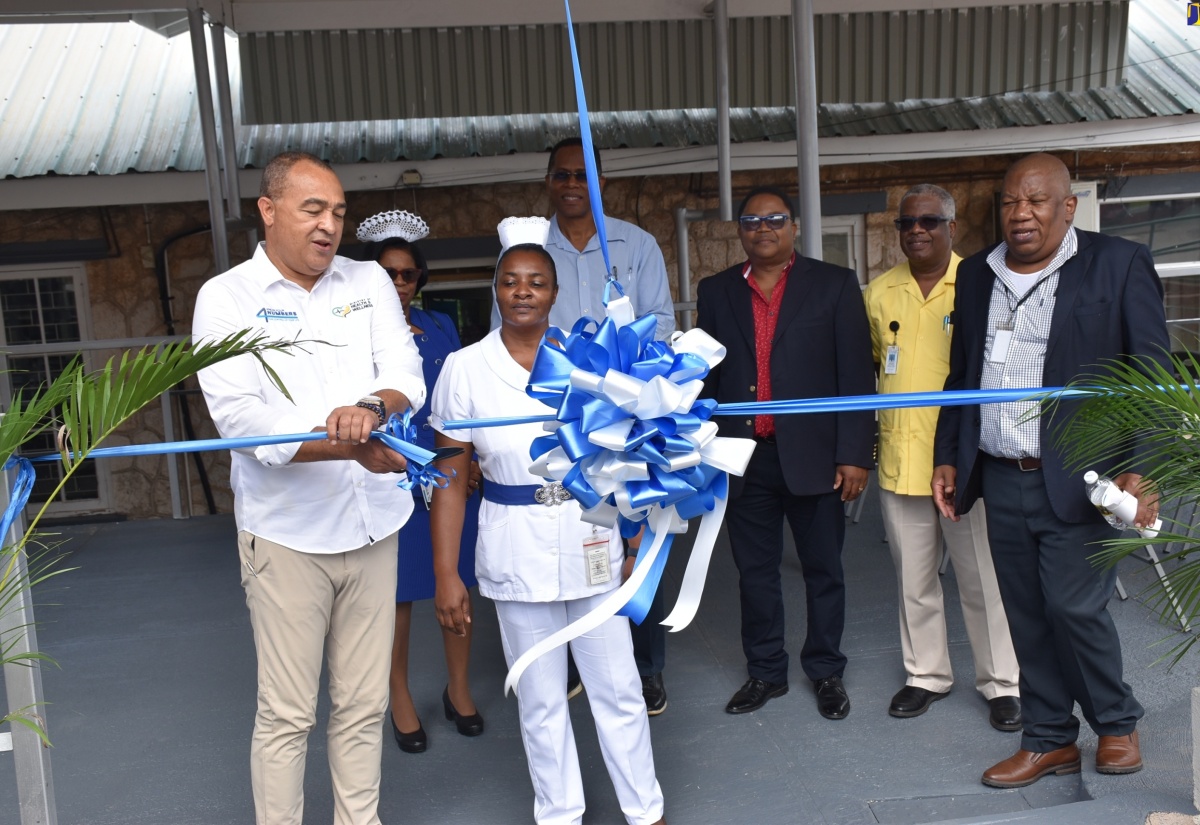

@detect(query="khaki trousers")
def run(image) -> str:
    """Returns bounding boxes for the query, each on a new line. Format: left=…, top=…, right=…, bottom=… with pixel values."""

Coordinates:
left=878, top=491, right=1019, bottom=698
left=238, top=531, right=398, bottom=825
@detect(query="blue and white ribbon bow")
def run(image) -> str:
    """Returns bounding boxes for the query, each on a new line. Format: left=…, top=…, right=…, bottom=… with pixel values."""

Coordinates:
left=501, top=294, right=756, bottom=693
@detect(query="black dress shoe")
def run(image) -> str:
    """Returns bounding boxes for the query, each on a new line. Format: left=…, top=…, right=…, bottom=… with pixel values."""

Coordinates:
left=988, top=695, right=1022, bottom=732
left=442, top=687, right=484, bottom=737
left=813, top=676, right=850, bottom=720
left=390, top=713, right=427, bottom=754
left=888, top=685, right=949, bottom=718
left=642, top=672, right=668, bottom=716
left=725, top=678, right=788, bottom=714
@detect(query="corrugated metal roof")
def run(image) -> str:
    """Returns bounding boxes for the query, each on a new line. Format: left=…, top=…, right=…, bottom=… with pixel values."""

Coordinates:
left=0, top=0, right=1197, bottom=179
left=0, top=22, right=216, bottom=176
left=237, top=2, right=1127, bottom=124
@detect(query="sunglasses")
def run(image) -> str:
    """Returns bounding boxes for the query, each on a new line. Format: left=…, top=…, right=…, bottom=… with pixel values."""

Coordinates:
left=384, top=267, right=423, bottom=284
left=894, top=215, right=949, bottom=232
left=549, top=170, right=589, bottom=183
left=738, top=213, right=791, bottom=231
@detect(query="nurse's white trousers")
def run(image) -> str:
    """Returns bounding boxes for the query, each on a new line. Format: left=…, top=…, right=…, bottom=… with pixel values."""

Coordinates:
left=495, top=591, right=665, bottom=825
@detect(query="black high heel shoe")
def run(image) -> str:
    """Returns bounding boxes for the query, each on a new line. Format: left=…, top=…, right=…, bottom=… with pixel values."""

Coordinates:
left=391, top=712, right=427, bottom=753
left=442, top=686, right=484, bottom=737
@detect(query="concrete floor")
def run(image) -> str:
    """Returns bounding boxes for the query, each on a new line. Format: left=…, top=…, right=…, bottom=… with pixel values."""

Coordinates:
left=1, top=483, right=1197, bottom=824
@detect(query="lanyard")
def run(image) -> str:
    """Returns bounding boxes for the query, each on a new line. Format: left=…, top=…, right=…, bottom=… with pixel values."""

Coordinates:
left=997, top=270, right=1054, bottom=318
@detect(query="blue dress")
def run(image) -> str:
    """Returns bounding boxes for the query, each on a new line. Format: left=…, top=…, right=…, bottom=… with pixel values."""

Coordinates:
left=396, top=306, right=480, bottom=602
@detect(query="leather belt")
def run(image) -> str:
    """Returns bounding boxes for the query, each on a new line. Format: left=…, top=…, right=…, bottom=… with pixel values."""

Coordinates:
left=988, top=454, right=1042, bottom=472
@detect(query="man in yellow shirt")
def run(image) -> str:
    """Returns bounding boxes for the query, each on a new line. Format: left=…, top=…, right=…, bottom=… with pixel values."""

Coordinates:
left=864, top=184, right=1021, bottom=730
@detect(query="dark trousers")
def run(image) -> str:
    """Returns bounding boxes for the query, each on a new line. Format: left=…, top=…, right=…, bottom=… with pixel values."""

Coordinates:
left=630, top=583, right=665, bottom=677
left=980, top=456, right=1144, bottom=752
left=726, top=441, right=848, bottom=684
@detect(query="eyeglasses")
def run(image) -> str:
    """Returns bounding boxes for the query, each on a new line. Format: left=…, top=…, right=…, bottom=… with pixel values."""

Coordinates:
left=738, top=213, right=791, bottom=231
left=894, top=215, right=949, bottom=233
left=384, top=267, right=423, bottom=284
left=549, top=170, right=589, bottom=183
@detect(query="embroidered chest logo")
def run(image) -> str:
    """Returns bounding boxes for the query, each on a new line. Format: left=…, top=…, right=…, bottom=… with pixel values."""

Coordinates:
left=256, top=307, right=299, bottom=323
left=332, top=298, right=374, bottom=318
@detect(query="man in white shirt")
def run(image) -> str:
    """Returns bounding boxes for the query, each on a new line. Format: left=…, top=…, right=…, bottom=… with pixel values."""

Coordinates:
left=192, top=151, right=425, bottom=825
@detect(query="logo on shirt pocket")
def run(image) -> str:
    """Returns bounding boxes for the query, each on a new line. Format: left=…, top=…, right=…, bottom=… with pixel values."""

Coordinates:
left=332, top=298, right=374, bottom=318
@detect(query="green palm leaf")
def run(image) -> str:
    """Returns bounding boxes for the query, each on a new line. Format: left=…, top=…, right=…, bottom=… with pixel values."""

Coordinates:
left=1052, top=352, right=1200, bottom=662
left=2, top=329, right=301, bottom=740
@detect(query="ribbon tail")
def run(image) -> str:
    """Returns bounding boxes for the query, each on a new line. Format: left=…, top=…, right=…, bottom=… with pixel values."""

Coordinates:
left=660, top=484, right=728, bottom=632
left=616, top=528, right=673, bottom=625
left=502, top=508, right=672, bottom=696
left=0, top=457, right=36, bottom=546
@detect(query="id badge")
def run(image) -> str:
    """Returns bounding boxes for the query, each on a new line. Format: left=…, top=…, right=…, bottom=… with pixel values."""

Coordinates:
left=884, top=345, right=899, bottom=375
left=584, top=531, right=613, bottom=586
left=988, top=325, right=1014, bottom=365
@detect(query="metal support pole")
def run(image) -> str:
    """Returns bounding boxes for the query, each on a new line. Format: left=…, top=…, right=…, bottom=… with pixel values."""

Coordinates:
left=674, top=207, right=719, bottom=332
left=1, top=463, right=58, bottom=825
left=210, top=21, right=242, bottom=222
left=161, top=390, right=184, bottom=520
left=791, top=0, right=822, bottom=259
left=187, top=2, right=231, bottom=274
left=714, top=0, right=733, bottom=222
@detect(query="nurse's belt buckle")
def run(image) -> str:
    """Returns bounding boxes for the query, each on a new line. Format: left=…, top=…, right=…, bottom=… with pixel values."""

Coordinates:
left=534, top=482, right=572, bottom=506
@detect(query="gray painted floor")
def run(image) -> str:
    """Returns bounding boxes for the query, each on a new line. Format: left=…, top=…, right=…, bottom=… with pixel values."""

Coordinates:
left=1, top=484, right=1197, bottom=824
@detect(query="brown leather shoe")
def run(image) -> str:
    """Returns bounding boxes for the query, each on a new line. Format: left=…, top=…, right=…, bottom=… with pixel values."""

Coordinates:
left=1096, top=730, right=1143, bottom=774
left=981, top=745, right=1081, bottom=788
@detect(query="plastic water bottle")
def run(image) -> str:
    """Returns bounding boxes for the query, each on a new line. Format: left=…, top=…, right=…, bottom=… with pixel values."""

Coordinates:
left=1083, top=470, right=1161, bottom=539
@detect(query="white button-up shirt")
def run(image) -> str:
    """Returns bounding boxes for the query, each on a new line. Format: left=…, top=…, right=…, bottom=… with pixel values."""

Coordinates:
left=431, top=329, right=622, bottom=602
left=192, top=243, right=425, bottom=554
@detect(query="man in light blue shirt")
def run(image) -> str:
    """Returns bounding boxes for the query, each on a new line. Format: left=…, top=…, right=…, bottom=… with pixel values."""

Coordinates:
left=490, top=138, right=676, bottom=340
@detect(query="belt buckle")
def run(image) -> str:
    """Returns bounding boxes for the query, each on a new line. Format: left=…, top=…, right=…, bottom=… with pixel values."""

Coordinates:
left=1017, top=457, right=1037, bottom=472
left=534, top=482, right=572, bottom=506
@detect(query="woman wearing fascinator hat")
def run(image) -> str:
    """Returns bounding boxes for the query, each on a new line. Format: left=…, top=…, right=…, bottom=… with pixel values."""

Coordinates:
left=429, top=217, right=666, bottom=825
left=356, top=209, right=484, bottom=754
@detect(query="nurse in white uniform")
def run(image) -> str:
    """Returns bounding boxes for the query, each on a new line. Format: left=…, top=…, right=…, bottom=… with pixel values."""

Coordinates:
left=429, top=221, right=666, bottom=825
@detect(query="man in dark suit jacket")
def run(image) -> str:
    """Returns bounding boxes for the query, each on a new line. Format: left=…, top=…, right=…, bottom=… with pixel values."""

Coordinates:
left=698, top=186, right=875, bottom=719
left=933, top=153, right=1166, bottom=788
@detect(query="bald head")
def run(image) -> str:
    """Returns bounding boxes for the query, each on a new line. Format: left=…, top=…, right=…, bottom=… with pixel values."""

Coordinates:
left=1004, top=153, right=1072, bottom=201
left=999, top=153, right=1077, bottom=274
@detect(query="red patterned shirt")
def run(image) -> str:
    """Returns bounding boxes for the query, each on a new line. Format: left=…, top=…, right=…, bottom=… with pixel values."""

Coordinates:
left=742, top=254, right=795, bottom=438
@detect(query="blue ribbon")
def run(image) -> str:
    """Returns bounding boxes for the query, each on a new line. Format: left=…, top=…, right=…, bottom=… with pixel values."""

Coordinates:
left=383, top=410, right=453, bottom=491
left=0, top=457, right=35, bottom=546
left=441, top=385, right=1094, bottom=431
left=2, top=411, right=442, bottom=544
left=563, top=0, right=612, bottom=282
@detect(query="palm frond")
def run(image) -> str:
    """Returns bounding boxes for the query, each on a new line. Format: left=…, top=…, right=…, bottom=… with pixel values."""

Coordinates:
left=2, top=705, right=51, bottom=747
left=0, top=329, right=304, bottom=745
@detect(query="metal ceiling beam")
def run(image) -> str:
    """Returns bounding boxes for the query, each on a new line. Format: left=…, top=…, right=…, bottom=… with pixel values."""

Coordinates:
left=224, top=0, right=1080, bottom=31
left=6, top=116, right=1199, bottom=212
left=0, top=0, right=1092, bottom=29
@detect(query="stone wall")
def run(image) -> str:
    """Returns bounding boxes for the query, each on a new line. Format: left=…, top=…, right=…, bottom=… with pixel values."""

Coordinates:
left=4, top=141, right=1199, bottom=519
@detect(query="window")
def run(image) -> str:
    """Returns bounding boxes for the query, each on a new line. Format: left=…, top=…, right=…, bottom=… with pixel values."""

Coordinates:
left=1100, top=196, right=1200, bottom=354
left=0, top=263, right=107, bottom=513
left=821, top=215, right=868, bottom=285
